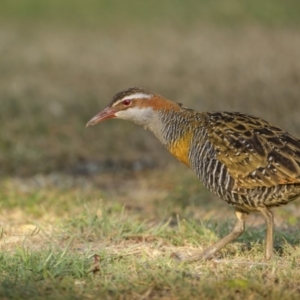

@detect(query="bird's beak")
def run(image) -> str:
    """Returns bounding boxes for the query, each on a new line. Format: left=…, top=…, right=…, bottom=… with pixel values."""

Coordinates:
left=86, top=106, right=116, bottom=127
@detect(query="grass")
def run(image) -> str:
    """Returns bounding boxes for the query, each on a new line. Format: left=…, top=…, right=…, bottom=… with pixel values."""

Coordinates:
left=1, top=0, right=300, bottom=27
left=1, top=25, right=300, bottom=177
left=2, top=248, right=299, bottom=299
left=1, top=170, right=300, bottom=299
left=1, top=1, right=300, bottom=299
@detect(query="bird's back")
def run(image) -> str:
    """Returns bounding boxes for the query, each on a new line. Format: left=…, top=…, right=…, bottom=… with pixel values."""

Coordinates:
left=163, top=109, right=300, bottom=211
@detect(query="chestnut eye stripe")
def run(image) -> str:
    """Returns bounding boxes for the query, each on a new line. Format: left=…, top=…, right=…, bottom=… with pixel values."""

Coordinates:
left=112, top=93, right=152, bottom=107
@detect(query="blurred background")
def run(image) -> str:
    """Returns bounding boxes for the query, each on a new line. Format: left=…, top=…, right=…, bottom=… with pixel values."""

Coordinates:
left=1, top=0, right=300, bottom=194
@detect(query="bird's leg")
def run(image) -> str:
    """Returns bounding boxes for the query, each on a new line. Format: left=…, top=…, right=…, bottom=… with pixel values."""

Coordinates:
left=257, top=207, right=274, bottom=260
left=174, top=209, right=249, bottom=262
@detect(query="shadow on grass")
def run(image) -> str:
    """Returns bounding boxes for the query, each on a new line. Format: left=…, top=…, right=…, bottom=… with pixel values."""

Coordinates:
left=0, top=279, right=85, bottom=300
left=159, top=214, right=300, bottom=258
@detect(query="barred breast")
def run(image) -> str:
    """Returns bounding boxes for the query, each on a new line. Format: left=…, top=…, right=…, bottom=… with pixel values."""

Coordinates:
left=188, top=111, right=300, bottom=211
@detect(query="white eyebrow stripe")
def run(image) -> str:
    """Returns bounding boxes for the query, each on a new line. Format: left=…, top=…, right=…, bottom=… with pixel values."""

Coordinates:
left=112, top=93, right=152, bottom=107
left=122, top=93, right=152, bottom=100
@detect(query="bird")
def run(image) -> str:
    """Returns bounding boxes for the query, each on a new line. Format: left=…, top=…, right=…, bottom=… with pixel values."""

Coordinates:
left=86, top=87, right=300, bottom=261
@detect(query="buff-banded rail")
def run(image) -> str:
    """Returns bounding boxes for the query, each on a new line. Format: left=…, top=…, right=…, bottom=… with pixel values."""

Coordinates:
left=87, top=87, right=300, bottom=262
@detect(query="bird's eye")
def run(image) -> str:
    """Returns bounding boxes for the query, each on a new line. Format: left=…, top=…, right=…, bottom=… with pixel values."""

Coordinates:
left=122, top=99, right=132, bottom=106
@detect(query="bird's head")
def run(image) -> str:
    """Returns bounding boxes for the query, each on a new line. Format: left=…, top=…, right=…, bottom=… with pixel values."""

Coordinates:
left=86, top=87, right=172, bottom=128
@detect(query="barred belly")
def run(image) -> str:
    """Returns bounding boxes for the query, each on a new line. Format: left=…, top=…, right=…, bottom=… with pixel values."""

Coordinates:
left=189, top=138, right=300, bottom=211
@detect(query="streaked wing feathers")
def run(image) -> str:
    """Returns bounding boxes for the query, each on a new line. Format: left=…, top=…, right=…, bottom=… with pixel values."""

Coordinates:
left=206, top=112, right=300, bottom=192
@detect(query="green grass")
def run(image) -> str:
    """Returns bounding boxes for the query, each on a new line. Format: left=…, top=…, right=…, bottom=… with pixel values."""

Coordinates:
left=1, top=0, right=300, bottom=27
left=1, top=172, right=300, bottom=299
left=3, top=247, right=299, bottom=300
